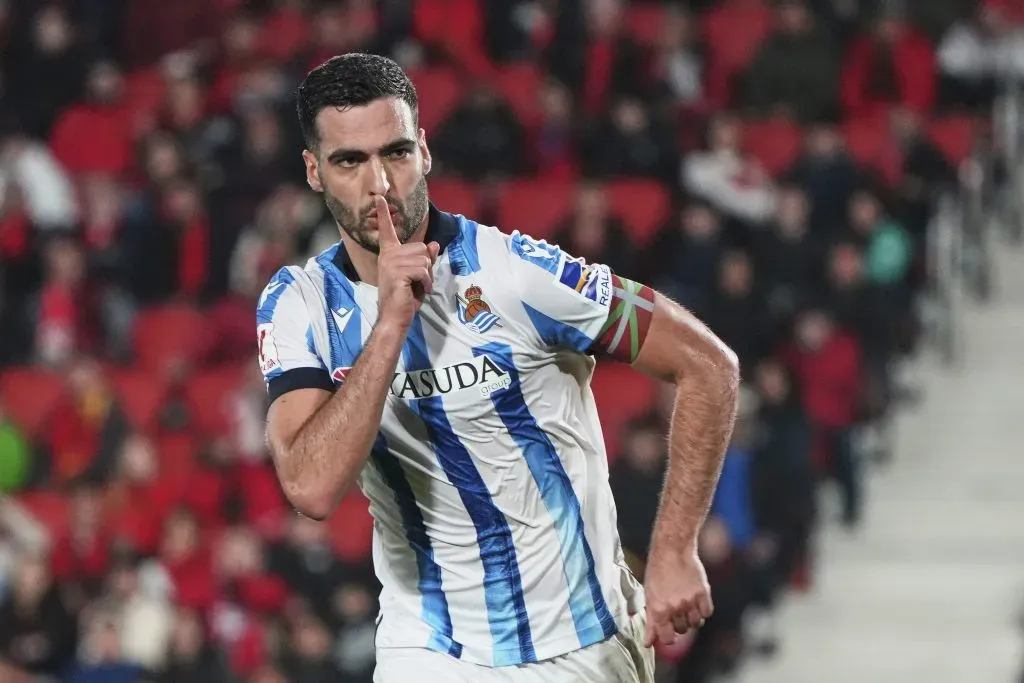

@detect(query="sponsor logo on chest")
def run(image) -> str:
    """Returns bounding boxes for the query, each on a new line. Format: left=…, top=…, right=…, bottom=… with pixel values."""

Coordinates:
left=391, top=354, right=513, bottom=400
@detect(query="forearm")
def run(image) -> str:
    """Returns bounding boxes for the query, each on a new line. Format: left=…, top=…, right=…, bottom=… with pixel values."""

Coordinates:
left=281, top=319, right=408, bottom=516
left=651, top=362, right=739, bottom=554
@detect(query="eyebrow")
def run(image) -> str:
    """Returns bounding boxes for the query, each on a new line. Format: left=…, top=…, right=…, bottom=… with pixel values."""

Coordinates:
left=326, top=137, right=416, bottom=164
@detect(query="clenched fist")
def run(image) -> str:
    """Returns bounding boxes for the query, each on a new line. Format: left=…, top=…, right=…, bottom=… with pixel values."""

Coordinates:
left=642, top=546, right=714, bottom=648
left=374, top=196, right=440, bottom=329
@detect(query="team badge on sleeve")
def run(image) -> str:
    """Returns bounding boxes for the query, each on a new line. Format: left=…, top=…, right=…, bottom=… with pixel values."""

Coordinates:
left=457, top=285, right=502, bottom=334
left=257, top=322, right=280, bottom=374
left=558, top=258, right=612, bottom=306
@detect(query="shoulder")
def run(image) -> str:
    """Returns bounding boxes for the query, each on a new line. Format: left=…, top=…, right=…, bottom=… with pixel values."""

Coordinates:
left=256, top=256, right=330, bottom=324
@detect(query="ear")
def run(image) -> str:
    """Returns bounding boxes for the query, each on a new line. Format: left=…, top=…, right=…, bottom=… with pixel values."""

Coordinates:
left=302, top=149, right=323, bottom=193
left=419, top=128, right=432, bottom=177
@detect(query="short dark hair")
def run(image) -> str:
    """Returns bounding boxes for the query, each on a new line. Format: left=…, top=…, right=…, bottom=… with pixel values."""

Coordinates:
left=296, top=53, right=418, bottom=150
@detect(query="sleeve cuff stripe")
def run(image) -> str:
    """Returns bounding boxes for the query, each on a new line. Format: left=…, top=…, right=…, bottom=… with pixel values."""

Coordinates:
left=268, top=368, right=336, bottom=404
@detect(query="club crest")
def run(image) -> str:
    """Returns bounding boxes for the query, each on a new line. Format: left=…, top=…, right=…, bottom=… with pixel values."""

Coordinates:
left=456, top=284, right=502, bottom=334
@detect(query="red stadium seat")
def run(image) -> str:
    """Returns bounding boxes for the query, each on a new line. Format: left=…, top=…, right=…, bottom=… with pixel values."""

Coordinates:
left=496, top=178, right=574, bottom=240
left=742, top=118, right=803, bottom=177
left=0, top=368, right=65, bottom=437
left=407, top=67, right=464, bottom=134
left=186, top=365, right=245, bottom=438
left=625, top=3, right=667, bottom=46
left=108, top=368, right=168, bottom=433
left=155, top=432, right=198, bottom=477
left=928, top=116, right=977, bottom=167
left=605, top=179, right=672, bottom=246
left=590, top=362, right=659, bottom=428
left=329, top=490, right=374, bottom=563
left=132, top=305, right=208, bottom=373
left=493, top=63, right=543, bottom=128
left=842, top=118, right=902, bottom=185
left=428, top=177, right=480, bottom=218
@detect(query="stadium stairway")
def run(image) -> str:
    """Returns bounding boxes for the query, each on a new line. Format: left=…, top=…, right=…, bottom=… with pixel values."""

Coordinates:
left=734, top=241, right=1024, bottom=683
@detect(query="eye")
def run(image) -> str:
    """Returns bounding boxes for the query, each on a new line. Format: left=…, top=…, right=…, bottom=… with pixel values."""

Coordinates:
left=386, top=148, right=411, bottom=160
left=335, top=157, right=360, bottom=168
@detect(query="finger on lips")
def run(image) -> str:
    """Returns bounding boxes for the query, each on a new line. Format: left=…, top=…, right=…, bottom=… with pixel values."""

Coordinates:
left=375, top=196, right=400, bottom=248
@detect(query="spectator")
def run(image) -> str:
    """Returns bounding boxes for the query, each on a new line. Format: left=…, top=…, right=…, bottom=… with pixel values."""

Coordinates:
left=841, top=10, right=937, bottom=121
left=278, top=614, right=343, bottom=683
left=846, top=189, right=913, bottom=290
left=749, top=357, right=815, bottom=619
left=331, top=570, right=377, bottom=683
left=412, top=0, right=492, bottom=77
left=527, top=79, right=577, bottom=180
left=0, top=134, right=78, bottom=231
left=701, top=0, right=774, bottom=109
left=51, top=482, right=111, bottom=605
left=0, top=499, right=49, bottom=599
left=0, top=552, right=78, bottom=678
left=682, top=112, right=776, bottom=225
left=754, top=185, right=822, bottom=331
left=889, top=107, right=956, bottom=243
left=786, top=123, right=860, bottom=231
left=63, top=605, right=146, bottom=683
left=122, top=178, right=211, bottom=306
left=937, top=1, right=1024, bottom=110
left=105, top=435, right=172, bottom=556
left=303, top=2, right=378, bottom=74
left=581, top=97, right=679, bottom=182
left=645, top=202, right=726, bottom=312
left=649, top=7, right=706, bottom=108
left=740, top=0, right=839, bottom=123
left=104, top=550, right=173, bottom=673
left=45, top=358, right=130, bottom=486
left=49, top=60, right=134, bottom=179
left=269, top=515, right=347, bottom=623
left=702, top=250, right=770, bottom=373
left=0, top=405, right=31, bottom=493
left=156, top=507, right=216, bottom=611
left=782, top=309, right=864, bottom=527
left=432, top=84, right=526, bottom=180
left=552, top=182, right=636, bottom=278
left=32, top=236, right=96, bottom=368
left=156, top=607, right=235, bottom=683
left=545, top=0, right=648, bottom=115
left=6, top=4, right=89, bottom=139
left=609, top=416, right=668, bottom=577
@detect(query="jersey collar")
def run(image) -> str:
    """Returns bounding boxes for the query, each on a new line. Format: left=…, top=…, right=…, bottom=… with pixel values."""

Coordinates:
left=332, top=203, right=459, bottom=283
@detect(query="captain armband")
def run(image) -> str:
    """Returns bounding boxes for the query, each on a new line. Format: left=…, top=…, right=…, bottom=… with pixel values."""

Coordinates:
left=593, top=275, right=656, bottom=363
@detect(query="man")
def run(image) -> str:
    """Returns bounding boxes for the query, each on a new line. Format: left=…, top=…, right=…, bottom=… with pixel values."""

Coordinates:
left=257, top=53, right=739, bottom=682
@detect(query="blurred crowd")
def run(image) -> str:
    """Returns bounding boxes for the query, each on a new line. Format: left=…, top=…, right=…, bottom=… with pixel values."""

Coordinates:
left=0, top=0, right=1020, bottom=681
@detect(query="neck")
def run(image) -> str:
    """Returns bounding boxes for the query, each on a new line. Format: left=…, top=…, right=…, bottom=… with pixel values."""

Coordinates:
left=343, top=213, right=431, bottom=287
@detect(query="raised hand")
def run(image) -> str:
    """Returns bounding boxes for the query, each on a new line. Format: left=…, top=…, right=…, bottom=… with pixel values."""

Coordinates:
left=375, top=196, right=440, bottom=329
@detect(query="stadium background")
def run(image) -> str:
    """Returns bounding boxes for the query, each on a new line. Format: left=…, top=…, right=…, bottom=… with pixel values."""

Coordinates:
left=1, top=0, right=1022, bottom=681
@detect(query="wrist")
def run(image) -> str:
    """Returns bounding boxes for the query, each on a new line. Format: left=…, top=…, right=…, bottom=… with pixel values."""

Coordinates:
left=372, top=315, right=411, bottom=344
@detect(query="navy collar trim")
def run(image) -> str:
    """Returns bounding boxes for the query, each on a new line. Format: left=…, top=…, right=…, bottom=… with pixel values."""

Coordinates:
left=331, top=203, right=458, bottom=282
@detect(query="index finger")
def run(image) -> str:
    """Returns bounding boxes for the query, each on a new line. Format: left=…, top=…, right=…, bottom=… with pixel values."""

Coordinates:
left=375, top=196, right=400, bottom=250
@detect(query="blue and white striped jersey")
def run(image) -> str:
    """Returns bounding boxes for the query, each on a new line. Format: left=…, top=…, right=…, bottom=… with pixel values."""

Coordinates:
left=257, top=205, right=643, bottom=667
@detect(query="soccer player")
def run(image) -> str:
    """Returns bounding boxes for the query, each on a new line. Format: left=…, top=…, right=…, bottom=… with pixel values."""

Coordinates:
left=257, top=54, right=739, bottom=682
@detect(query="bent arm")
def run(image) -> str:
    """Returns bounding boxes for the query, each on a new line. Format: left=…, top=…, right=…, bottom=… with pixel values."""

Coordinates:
left=635, top=293, right=739, bottom=552
left=594, top=276, right=739, bottom=553
left=267, top=319, right=408, bottom=520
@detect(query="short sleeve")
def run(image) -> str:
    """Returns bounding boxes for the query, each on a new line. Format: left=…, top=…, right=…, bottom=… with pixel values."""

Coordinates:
left=505, top=232, right=613, bottom=353
left=256, top=267, right=334, bottom=402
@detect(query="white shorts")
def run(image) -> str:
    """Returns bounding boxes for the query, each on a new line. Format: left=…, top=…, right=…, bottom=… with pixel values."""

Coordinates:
left=373, top=611, right=655, bottom=683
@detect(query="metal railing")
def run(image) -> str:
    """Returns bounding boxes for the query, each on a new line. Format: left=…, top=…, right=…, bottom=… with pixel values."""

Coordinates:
left=924, top=78, right=1024, bottom=368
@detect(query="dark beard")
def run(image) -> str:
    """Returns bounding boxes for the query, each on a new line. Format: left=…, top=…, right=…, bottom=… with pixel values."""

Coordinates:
left=322, top=175, right=430, bottom=254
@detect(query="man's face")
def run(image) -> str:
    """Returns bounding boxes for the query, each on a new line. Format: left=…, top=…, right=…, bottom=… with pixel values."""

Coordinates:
left=303, top=97, right=431, bottom=254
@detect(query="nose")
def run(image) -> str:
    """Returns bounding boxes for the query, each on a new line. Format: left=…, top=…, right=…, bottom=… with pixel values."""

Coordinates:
left=366, top=157, right=391, bottom=197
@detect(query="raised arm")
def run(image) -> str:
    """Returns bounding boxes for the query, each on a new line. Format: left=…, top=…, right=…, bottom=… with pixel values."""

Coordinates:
left=264, top=197, right=440, bottom=520
left=266, top=318, right=410, bottom=520
left=593, top=273, right=739, bottom=647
